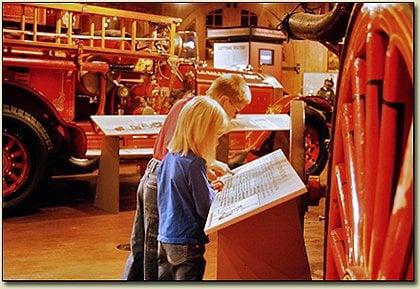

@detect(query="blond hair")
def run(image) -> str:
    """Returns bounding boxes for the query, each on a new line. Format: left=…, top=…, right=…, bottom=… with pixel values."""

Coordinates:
left=207, top=73, right=252, bottom=106
left=167, top=96, right=229, bottom=163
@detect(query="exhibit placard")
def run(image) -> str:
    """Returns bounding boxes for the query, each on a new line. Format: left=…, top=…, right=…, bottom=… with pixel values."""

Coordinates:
left=229, top=114, right=289, bottom=132
left=91, top=114, right=290, bottom=136
left=213, top=42, right=249, bottom=70
left=204, top=149, right=307, bottom=234
left=91, top=115, right=166, bottom=136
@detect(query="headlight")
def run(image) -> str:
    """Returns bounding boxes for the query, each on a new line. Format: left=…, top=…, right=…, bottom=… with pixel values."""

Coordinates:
left=118, top=86, right=130, bottom=98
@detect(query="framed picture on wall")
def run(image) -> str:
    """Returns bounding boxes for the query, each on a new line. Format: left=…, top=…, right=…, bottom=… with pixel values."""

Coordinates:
left=259, top=49, right=274, bottom=65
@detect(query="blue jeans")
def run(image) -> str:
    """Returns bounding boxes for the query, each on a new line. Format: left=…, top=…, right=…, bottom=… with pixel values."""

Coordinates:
left=122, top=158, right=160, bottom=280
left=158, top=242, right=206, bottom=280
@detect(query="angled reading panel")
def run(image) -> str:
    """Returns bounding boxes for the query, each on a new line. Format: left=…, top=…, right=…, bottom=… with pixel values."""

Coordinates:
left=204, top=149, right=307, bottom=234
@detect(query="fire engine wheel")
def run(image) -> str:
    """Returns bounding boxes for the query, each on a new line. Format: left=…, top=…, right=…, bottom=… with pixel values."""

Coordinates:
left=2, top=105, right=52, bottom=214
left=325, top=4, right=413, bottom=280
left=304, top=108, right=329, bottom=175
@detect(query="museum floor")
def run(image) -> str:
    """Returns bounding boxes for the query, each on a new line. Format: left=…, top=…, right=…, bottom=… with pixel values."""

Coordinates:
left=2, top=162, right=325, bottom=281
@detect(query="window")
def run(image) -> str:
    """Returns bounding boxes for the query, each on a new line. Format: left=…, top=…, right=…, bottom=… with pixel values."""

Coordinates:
left=240, top=10, right=257, bottom=27
left=206, top=9, right=223, bottom=28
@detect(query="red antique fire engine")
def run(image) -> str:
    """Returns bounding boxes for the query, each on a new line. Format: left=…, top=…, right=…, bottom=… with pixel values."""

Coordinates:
left=280, top=2, right=413, bottom=280
left=3, top=4, right=296, bottom=214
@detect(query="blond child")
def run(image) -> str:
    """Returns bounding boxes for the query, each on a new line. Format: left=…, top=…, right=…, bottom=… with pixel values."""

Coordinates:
left=156, top=96, right=229, bottom=280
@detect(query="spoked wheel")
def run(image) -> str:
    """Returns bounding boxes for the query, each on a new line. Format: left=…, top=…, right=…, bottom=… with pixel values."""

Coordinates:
left=305, top=108, right=329, bottom=175
left=2, top=105, right=52, bottom=215
left=305, top=126, right=320, bottom=168
left=2, top=132, right=30, bottom=197
left=325, top=4, right=413, bottom=280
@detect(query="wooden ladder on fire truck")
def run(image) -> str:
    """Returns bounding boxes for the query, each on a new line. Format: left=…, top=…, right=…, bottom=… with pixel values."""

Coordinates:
left=3, top=3, right=182, bottom=59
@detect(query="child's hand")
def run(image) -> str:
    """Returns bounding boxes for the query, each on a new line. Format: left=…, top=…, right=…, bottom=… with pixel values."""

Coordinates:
left=207, top=169, right=217, bottom=182
left=208, top=160, right=234, bottom=176
left=210, top=179, right=224, bottom=193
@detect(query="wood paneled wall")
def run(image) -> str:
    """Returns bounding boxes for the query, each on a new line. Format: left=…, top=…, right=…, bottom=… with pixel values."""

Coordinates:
left=249, top=42, right=282, bottom=82
left=159, top=3, right=332, bottom=95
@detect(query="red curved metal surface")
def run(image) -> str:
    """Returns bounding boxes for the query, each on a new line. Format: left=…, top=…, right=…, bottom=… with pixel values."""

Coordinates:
left=325, top=3, right=413, bottom=280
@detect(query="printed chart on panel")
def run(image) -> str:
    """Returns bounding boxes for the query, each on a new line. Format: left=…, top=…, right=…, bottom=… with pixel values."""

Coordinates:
left=205, top=149, right=307, bottom=234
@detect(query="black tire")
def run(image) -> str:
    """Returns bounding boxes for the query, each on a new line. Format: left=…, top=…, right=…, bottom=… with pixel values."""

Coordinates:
left=53, top=156, right=99, bottom=175
left=305, top=107, right=330, bottom=175
left=251, top=107, right=330, bottom=176
left=2, top=105, right=52, bottom=215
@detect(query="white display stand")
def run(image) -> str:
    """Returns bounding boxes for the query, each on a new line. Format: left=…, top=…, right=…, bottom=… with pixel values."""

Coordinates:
left=91, top=114, right=290, bottom=213
left=204, top=149, right=311, bottom=280
left=91, top=115, right=166, bottom=214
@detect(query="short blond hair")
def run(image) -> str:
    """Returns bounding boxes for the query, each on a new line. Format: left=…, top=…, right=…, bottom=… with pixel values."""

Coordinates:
left=167, top=96, right=229, bottom=163
left=207, top=73, right=252, bottom=106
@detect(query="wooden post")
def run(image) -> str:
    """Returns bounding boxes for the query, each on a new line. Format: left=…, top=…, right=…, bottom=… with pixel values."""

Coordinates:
left=120, top=26, right=126, bottom=50
left=131, top=21, right=137, bottom=52
left=169, top=22, right=177, bottom=56
left=33, top=8, right=38, bottom=41
left=21, top=15, right=26, bottom=41
left=101, top=16, right=106, bottom=48
left=289, top=100, right=305, bottom=180
left=289, top=100, right=306, bottom=226
left=56, top=18, right=62, bottom=44
left=90, top=22, right=95, bottom=47
left=95, top=136, right=120, bottom=213
left=67, top=12, right=73, bottom=45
